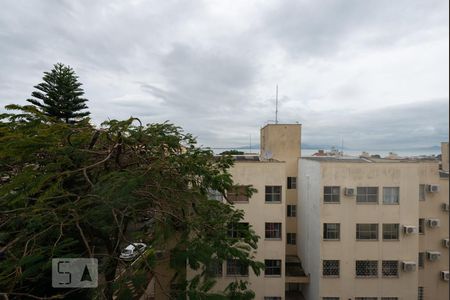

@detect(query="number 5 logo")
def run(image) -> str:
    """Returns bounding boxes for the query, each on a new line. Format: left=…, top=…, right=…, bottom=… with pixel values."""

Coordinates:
left=57, top=260, right=71, bottom=285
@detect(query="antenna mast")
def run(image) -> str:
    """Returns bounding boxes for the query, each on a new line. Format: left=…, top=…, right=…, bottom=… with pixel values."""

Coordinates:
left=275, top=85, right=279, bottom=124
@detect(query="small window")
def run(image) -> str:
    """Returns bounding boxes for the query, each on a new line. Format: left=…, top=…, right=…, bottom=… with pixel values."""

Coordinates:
left=206, top=260, right=223, bottom=277
left=418, top=218, right=425, bottom=234
left=265, top=186, right=282, bottom=202
left=287, top=177, right=297, bottom=189
left=418, top=287, right=424, bottom=300
left=323, top=223, right=340, bottom=240
left=323, top=260, right=339, bottom=277
left=356, top=260, right=378, bottom=277
left=383, top=187, right=399, bottom=204
left=382, top=224, right=399, bottom=240
left=419, top=184, right=426, bottom=201
left=227, top=185, right=249, bottom=203
left=265, top=223, right=282, bottom=239
left=287, top=233, right=296, bottom=245
left=226, top=259, right=248, bottom=276
left=356, top=187, right=378, bottom=204
left=324, top=186, right=340, bottom=203
left=381, top=298, right=398, bottom=300
left=287, top=205, right=297, bottom=217
left=356, top=224, right=378, bottom=240
left=264, top=298, right=281, bottom=300
left=228, top=222, right=249, bottom=238
left=323, top=298, right=340, bottom=300
left=418, top=252, right=425, bottom=268
left=382, top=260, right=399, bottom=277
left=264, top=259, right=281, bottom=276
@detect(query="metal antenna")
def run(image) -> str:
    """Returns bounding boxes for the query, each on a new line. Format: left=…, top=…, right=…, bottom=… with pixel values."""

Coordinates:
left=275, top=85, right=279, bottom=124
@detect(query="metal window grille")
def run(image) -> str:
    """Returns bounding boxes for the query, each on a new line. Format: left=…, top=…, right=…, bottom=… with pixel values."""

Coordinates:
left=382, top=224, right=399, bottom=240
left=206, top=260, right=223, bottom=277
left=418, top=252, right=425, bottom=268
left=356, top=260, right=378, bottom=277
left=265, top=186, right=282, bottom=202
left=228, top=223, right=249, bottom=238
left=383, top=187, right=399, bottom=204
left=264, top=259, right=281, bottom=276
left=418, top=218, right=425, bottom=234
left=265, top=223, right=282, bottom=239
left=356, top=187, right=378, bottom=203
left=382, top=260, right=399, bottom=277
left=356, top=224, right=378, bottom=240
left=324, top=186, right=340, bottom=203
left=287, top=177, right=297, bottom=189
left=227, top=185, right=249, bottom=203
left=418, top=287, right=424, bottom=300
left=226, top=259, right=248, bottom=276
left=287, top=205, right=297, bottom=217
left=419, top=184, right=426, bottom=201
left=287, top=233, right=296, bottom=245
left=323, top=223, right=340, bottom=240
left=323, top=260, right=339, bottom=276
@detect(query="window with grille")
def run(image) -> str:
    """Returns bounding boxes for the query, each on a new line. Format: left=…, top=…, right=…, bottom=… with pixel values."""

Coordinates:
left=323, top=260, right=339, bottom=277
left=356, top=224, right=378, bottom=240
left=227, top=185, right=249, bottom=203
left=418, top=218, right=425, bottom=234
left=265, top=186, right=282, bottom=202
left=264, top=259, right=281, bottom=276
left=419, top=184, right=426, bottom=201
left=264, top=297, right=281, bottom=300
left=265, top=223, right=282, bottom=239
left=356, top=187, right=378, bottom=203
left=356, top=260, right=378, bottom=277
left=324, top=186, right=340, bottom=203
left=287, top=205, right=297, bottom=217
left=226, top=259, right=248, bottom=276
left=287, top=233, right=296, bottom=245
left=383, top=187, right=399, bottom=204
left=383, top=224, right=399, bottom=240
left=206, top=260, right=223, bottom=277
left=323, top=223, right=340, bottom=240
left=418, top=287, right=424, bottom=300
left=382, top=260, right=399, bottom=277
left=418, top=252, right=425, bottom=268
left=287, top=177, right=297, bottom=189
left=228, top=222, right=249, bottom=238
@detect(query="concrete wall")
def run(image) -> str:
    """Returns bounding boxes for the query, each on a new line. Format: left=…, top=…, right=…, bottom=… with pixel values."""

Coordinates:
left=441, top=142, right=449, bottom=172
left=298, top=159, right=321, bottom=300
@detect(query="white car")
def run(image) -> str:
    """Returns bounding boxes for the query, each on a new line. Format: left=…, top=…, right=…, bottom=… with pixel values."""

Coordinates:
left=119, top=243, right=147, bottom=261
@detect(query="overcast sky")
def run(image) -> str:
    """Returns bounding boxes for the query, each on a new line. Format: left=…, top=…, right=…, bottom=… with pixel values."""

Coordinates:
left=0, top=0, right=448, bottom=151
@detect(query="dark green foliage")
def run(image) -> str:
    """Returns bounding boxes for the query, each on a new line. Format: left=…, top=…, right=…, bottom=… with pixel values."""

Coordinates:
left=0, top=105, right=263, bottom=299
left=219, top=150, right=244, bottom=155
left=27, top=63, right=90, bottom=123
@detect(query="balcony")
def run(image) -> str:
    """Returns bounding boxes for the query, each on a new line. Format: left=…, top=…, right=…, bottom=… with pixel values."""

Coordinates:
left=285, top=255, right=309, bottom=284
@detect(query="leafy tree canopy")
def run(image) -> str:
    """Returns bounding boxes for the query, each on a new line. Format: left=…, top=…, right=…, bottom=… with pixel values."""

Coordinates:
left=0, top=105, right=263, bottom=299
left=219, top=150, right=244, bottom=156
left=27, top=63, right=90, bottom=123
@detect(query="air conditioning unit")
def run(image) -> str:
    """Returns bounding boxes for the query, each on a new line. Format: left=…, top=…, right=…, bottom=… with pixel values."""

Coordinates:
left=441, top=203, right=450, bottom=212
left=426, top=251, right=441, bottom=261
left=427, top=184, right=440, bottom=193
left=344, top=187, right=355, bottom=196
left=442, top=238, right=449, bottom=248
left=441, top=271, right=449, bottom=281
left=403, top=225, right=417, bottom=234
left=402, top=261, right=416, bottom=272
left=427, top=219, right=440, bottom=228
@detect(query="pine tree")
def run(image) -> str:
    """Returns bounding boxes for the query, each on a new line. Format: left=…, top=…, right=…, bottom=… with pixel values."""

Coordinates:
left=27, top=63, right=90, bottom=123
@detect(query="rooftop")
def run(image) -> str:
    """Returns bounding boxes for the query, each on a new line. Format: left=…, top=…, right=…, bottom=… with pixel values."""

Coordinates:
left=302, top=156, right=438, bottom=163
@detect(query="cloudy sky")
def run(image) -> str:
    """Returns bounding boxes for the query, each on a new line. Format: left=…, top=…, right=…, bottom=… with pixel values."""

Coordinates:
left=0, top=0, right=448, bottom=151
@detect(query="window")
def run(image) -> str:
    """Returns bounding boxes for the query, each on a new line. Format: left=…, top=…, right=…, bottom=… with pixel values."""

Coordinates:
left=323, top=260, right=339, bottom=277
left=383, top=187, right=399, bottom=204
left=287, top=205, right=297, bottom=217
left=356, top=224, right=378, bottom=240
left=381, top=298, right=398, bottom=300
left=323, top=223, right=340, bottom=240
left=419, top=184, right=426, bottom=201
left=228, top=223, right=249, bottom=238
left=418, top=252, right=425, bottom=268
left=208, top=189, right=223, bottom=201
left=356, top=187, right=378, bottom=203
left=264, top=298, right=281, bottom=300
left=382, top=260, right=399, bottom=277
left=287, top=177, right=297, bottom=189
left=418, top=287, right=424, bottom=300
left=355, top=298, right=377, bottom=300
left=323, top=298, right=339, bottom=300
left=227, top=185, right=249, bottom=203
left=265, top=223, right=282, bottom=239
left=265, top=186, right=281, bottom=202
left=356, top=260, right=378, bottom=277
left=382, top=224, right=399, bottom=240
left=418, top=218, right=425, bottom=234
left=206, top=260, right=223, bottom=277
left=287, top=233, right=296, bottom=245
left=324, top=186, right=340, bottom=203
left=264, top=259, right=281, bottom=276
left=226, top=259, right=248, bottom=276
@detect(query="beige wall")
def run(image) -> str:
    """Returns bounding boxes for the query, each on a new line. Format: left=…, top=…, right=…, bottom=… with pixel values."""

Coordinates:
left=441, top=142, right=449, bottom=172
